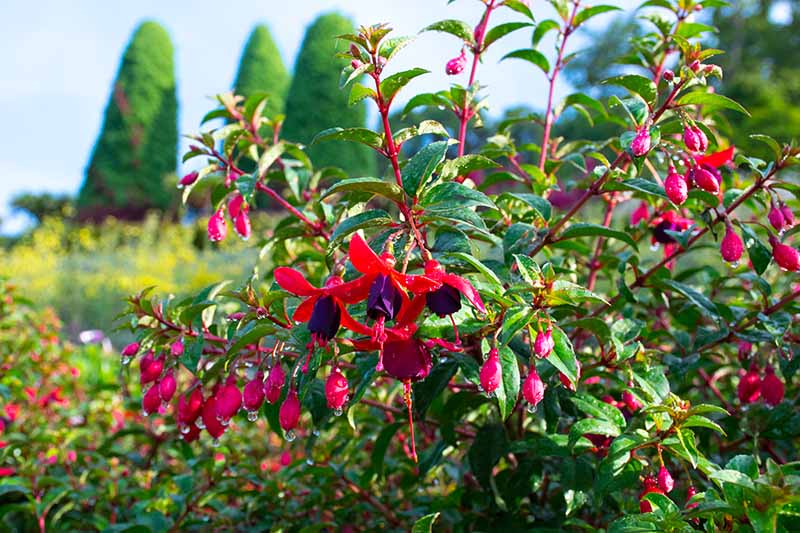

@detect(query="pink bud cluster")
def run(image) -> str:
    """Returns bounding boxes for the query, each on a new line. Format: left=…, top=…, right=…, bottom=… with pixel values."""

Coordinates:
left=207, top=193, right=252, bottom=242
left=737, top=364, right=785, bottom=407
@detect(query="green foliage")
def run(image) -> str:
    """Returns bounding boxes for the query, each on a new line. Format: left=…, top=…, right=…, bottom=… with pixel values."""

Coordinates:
left=10, top=192, right=73, bottom=222
left=233, top=25, right=290, bottom=118
left=77, top=21, right=178, bottom=217
left=282, top=13, right=376, bottom=176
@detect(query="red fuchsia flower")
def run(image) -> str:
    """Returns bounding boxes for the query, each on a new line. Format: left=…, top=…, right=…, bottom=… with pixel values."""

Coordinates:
left=738, top=363, right=761, bottom=404
left=769, top=203, right=786, bottom=231
left=683, top=124, right=708, bottom=154
left=522, top=368, right=545, bottom=411
left=621, top=390, right=642, bottom=412
left=688, top=165, right=719, bottom=194
left=630, top=127, right=651, bottom=157
left=158, top=371, right=177, bottom=403
left=325, top=367, right=349, bottom=412
left=207, top=209, right=227, bottom=242
left=639, top=474, right=665, bottom=513
left=630, top=201, right=650, bottom=226
left=201, top=396, right=226, bottom=440
left=121, top=342, right=139, bottom=357
left=265, top=364, right=286, bottom=404
left=769, top=236, right=800, bottom=271
left=142, top=384, right=161, bottom=415
left=179, top=171, right=199, bottom=187
left=279, top=388, right=301, bottom=437
left=0, top=467, right=16, bottom=477
left=664, top=168, right=688, bottom=206
left=178, top=388, right=203, bottom=430
left=650, top=211, right=694, bottom=264
left=658, top=465, right=675, bottom=493
left=140, top=352, right=164, bottom=385
left=761, top=365, right=785, bottom=407
left=534, top=327, right=554, bottom=358
left=445, top=50, right=467, bottom=75
left=423, top=259, right=486, bottom=318
left=243, top=372, right=265, bottom=415
left=215, top=376, right=243, bottom=423
left=685, top=485, right=699, bottom=511
left=234, top=211, right=251, bottom=240
left=720, top=223, right=744, bottom=264
left=479, top=348, right=502, bottom=395
left=171, top=339, right=184, bottom=357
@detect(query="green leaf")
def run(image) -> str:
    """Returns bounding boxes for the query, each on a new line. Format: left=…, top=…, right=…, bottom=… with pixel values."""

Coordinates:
left=738, top=223, right=771, bottom=276
left=559, top=223, right=638, bottom=249
left=570, top=393, right=626, bottom=430
left=412, top=513, right=441, bottom=533
left=421, top=19, right=476, bottom=44
left=348, top=83, right=375, bottom=106
left=574, top=5, right=622, bottom=28
left=413, top=358, right=458, bottom=419
left=710, top=469, right=756, bottom=491
left=257, top=142, right=286, bottom=177
left=750, top=134, right=782, bottom=159
left=330, top=210, right=393, bottom=246
left=371, top=422, right=403, bottom=477
left=311, top=127, right=384, bottom=151
left=483, top=22, right=534, bottom=49
left=322, top=177, right=404, bottom=203
left=422, top=182, right=496, bottom=210
left=604, top=75, right=658, bottom=107
left=403, top=141, right=448, bottom=197
left=676, top=91, right=750, bottom=115
left=446, top=252, right=505, bottom=292
left=502, top=48, right=550, bottom=74
left=494, top=346, right=521, bottom=420
left=547, top=280, right=609, bottom=306
left=440, top=154, right=500, bottom=181
left=605, top=178, right=668, bottom=200
left=532, top=19, right=560, bottom=46
left=504, top=0, right=535, bottom=20
left=659, top=280, right=720, bottom=318
left=547, top=326, right=578, bottom=386
left=568, top=418, right=621, bottom=449
left=380, top=68, right=429, bottom=103
left=641, top=492, right=679, bottom=514
left=227, top=324, right=276, bottom=357
left=682, top=415, right=726, bottom=436
left=497, top=192, right=552, bottom=223
left=468, top=423, right=508, bottom=488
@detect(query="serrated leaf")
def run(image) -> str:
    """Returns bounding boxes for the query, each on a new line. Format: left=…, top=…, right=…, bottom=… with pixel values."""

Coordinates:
left=574, top=5, right=622, bottom=27
left=604, top=75, right=658, bottom=107
left=440, top=154, right=500, bottom=181
left=571, top=393, right=626, bottom=430
left=422, top=182, right=496, bottom=210
left=483, top=22, right=534, bottom=49
left=547, top=280, right=609, bottom=306
left=348, top=83, right=375, bottom=106
left=605, top=177, right=668, bottom=200
left=412, top=512, right=441, bottom=533
left=568, top=418, right=621, bottom=449
left=494, top=346, right=521, bottom=420
left=547, top=326, right=578, bottom=386
left=659, top=280, right=719, bottom=318
left=738, top=223, right=771, bottom=276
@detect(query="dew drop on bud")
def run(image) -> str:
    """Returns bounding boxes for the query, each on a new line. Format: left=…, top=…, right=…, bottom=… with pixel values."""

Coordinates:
left=650, top=242, right=661, bottom=252
left=526, top=403, right=538, bottom=414
left=312, top=429, right=321, bottom=437
left=179, top=423, right=190, bottom=434
left=285, top=429, right=296, bottom=442
left=305, top=457, right=314, bottom=466
left=333, top=407, right=343, bottom=417
left=141, top=410, right=149, bottom=418
left=730, top=261, right=740, bottom=268
left=121, top=355, right=132, bottom=365
left=486, top=391, right=495, bottom=398
left=247, top=410, right=258, bottom=422
left=219, top=417, right=230, bottom=427
left=477, top=384, right=484, bottom=393
left=195, top=418, right=206, bottom=429
left=211, top=438, right=221, bottom=447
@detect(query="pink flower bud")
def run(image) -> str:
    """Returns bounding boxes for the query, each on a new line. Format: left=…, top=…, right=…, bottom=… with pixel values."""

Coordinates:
left=559, top=358, right=581, bottom=392
left=279, top=388, right=301, bottom=432
left=234, top=211, right=251, bottom=240
left=351, top=59, right=363, bottom=70
left=479, top=348, right=502, bottom=394
left=663, top=69, right=674, bottom=82
left=689, top=60, right=701, bottom=72
left=690, top=166, right=720, bottom=194
left=158, top=371, right=177, bottom=403
left=202, top=397, right=226, bottom=439
left=170, top=339, right=184, bottom=357
left=179, top=171, right=199, bottom=187
left=142, top=384, right=161, bottom=415
left=630, top=201, right=650, bottom=226
left=534, top=328, right=554, bottom=359
left=445, top=51, right=467, bottom=76
left=522, top=369, right=545, bottom=407
left=658, top=465, right=675, bottom=493
left=768, top=204, right=786, bottom=231
left=265, top=365, right=286, bottom=404
left=738, top=363, right=761, bottom=404
left=349, top=44, right=360, bottom=58
left=780, top=204, right=795, bottom=227
left=228, top=194, right=246, bottom=219
left=243, top=373, right=265, bottom=412
left=664, top=171, right=688, bottom=205
left=639, top=474, right=665, bottom=513
left=630, top=128, right=652, bottom=157
left=761, top=365, right=784, bottom=406
left=122, top=342, right=139, bottom=357
left=207, top=209, right=227, bottom=242
left=140, top=352, right=164, bottom=385
left=325, top=368, right=349, bottom=410
left=178, top=388, right=203, bottom=424
left=737, top=341, right=753, bottom=362
left=621, top=390, right=642, bottom=412
left=683, top=125, right=708, bottom=153
left=720, top=224, right=744, bottom=263
left=685, top=485, right=699, bottom=510
left=215, top=378, right=242, bottom=421
left=769, top=236, right=800, bottom=271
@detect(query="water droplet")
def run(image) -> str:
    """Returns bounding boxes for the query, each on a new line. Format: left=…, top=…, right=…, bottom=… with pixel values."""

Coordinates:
left=121, top=355, right=132, bottom=365
left=243, top=360, right=254, bottom=368
left=141, top=410, right=149, bottom=417
left=312, top=429, right=321, bottom=437
left=195, top=419, right=206, bottom=429
left=211, top=438, right=221, bottom=447
left=219, top=418, right=230, bottom=427
left=333, top=407, right=343, bottom=417
left=247, top=410, right=258, bottom=422
left=526, top=403, right=538, bottom=414
left=650, top=242, right=661, bottom=252
left=285, top=429, right=296, bottom=442
left=439, top=356, right=449, bottom=363
left=486, top=391, right=495, bottom=398
left=730, top=260, right=740, bottom=268
left=179, top=423, right=190, bottom=434
left=437, top=105, right=445, bottom=111
left=305, top=457, right=314, bottom=465
left=477, top=385, right=484, bottom=393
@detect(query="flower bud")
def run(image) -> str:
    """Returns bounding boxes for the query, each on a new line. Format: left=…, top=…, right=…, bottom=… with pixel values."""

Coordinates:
left=122, top=342, right=139, bottom=357
left=158, top=371, right=177, bottom=403
left=662, top=69, right=674, bottom=82
left=479, top=348, right=502, bottom=394
left=683, top=125, right=708, bottom=153
left=621, top=390, right=642, bottom=412
left=690, top=166, right=720, bottom=194
left=768, top=204, right=786, bottom=231
left=761, top=365, right=784, bottom=407
left=630, top=201, right=650, bottom=226
left=207, top=209, right=228, bottom=242
left=234, top=211, right=251, bottom=240
left=265, top=365, right=286, bottom=404
left=279, top=388, right=301, bottom=432
left=522, top=369, right=545, bottom=407
left=658, top=465, right=675, bottom=493
left=639, top=474, right=665, bottom=513
left=685, top=485, right=699, bottom=511
left=720, top=224, right=744, bottom=263
left=215, top=378, right=243, bottom=421
left=179, top=171, right=199, bottom=187
left=170, top=339, right=183, bottom=357
left=243, top=373, right=265, bottom=412
left=738, top=363, right=761, bottom=404
left=228, top=194, right=246, bottom=219
left=689, top=60, right=701, bottom=72
left=664, top=170, right=688, bottom=205
left=140, top=352, right=164, bottom=385
left=534, top=328, right=554, bottom=359
left=142, top=384, right=161, bottom=415
left=769, top=236, right=800, bottom=271
left=325, top=368, right=349, bottom=410
left=737, top=341, right=753, bottom=362
left=351, top=59, right=363, bottom=70
left=445, top=51, right=467, bottom=76
left=630, top=128, right=651, bottom=157
left=780, top=204, right=795, bottom=227
left=202, top=397, right=226, bottom=439
left=178, top=388, right=203, bottom=424
left=349, top=43, right=360, bottom=58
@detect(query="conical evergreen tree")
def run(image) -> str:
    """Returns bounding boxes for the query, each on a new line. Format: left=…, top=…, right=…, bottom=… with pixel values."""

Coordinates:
left=282, top=13, right=376, bottom=176
left=233, top=24, right=290, bottom=117
left=78, top=21, right=177, bottom=219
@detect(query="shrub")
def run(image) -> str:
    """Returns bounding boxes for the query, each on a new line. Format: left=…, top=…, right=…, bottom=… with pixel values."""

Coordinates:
left=232, top=25, right=291, bottom=119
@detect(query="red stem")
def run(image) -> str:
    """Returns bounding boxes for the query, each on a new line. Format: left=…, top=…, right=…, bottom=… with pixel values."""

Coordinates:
left=586, top=196, right=617, bottom=291
left=255, top=181, right=330, bottom=239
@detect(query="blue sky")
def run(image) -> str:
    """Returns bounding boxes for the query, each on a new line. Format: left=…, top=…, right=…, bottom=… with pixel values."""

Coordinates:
left=0, top=0, right=640, bottom=234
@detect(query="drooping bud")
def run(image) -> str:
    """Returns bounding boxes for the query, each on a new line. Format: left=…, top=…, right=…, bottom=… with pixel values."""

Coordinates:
left=621, top=390, right=642, bottom=412
left=308, top=296, right=341, bottom=344
left=445, top=50, right=467, bottom=75
left=630, top=128, right=652, bottom=157
left=279, top=388, right=301, bottom=432
left=738, top=363, right=761, bottom=404
left=559, top=359, right=581, bottom=392
left=683, top=124, right=708, bottom=153
left=202, top=397, right=226, bottom=439
left=265, top=365, right=286, bottom=404
left=207, top=209, right=228, bottom=242
left=228, top=194, right=246, bottom=219
left=737, top=341, right=753, bottom=362
left=170, top=339, right=183, bottom=357
left=178, top=388, right=203, bottom=424
left=140, top=352, right=164, bottom=385
left=780, top=204, right=795, bottom=227
left=522, top=369, right=545, bottom=408
left=534, top=328, right=554, bottom=359
left=658, top=465, right=675, bottom=493
left=769, top=236, right=800, bottom=271
left=243, top=373, right=265, bottom=412
left=179, top=171, right=199, bottom=187
left=234, top=211, right=251, bottom=240
left=685, top=486, right=699, bottom=511
left=639, top=474, right=664, bottom=513
left=215, top=377, right=243, bottom=421
left=664, top=170, right=688, bottom=206
left=761, top=365, right=785, bottom=407
left=630, top=201, right=650, bottom=226
left=367, top=273, right=403, bottom=321
left=426, top=284, right=461, bottom=317
left=662, top=69, right=674, bottom=82
left=325, top=368, right=349, bottom=411
left=382, top=338, right=432, bottom=381
left=720, top=224, right=744, bottom=264
left=768, top=204, right=786, bottom=231
left=158, top=371, right=177, bottom=403
left=479, top=348, right=503, bottom=394
left=142, top=384, right=161, bottom=415
left=690, top=166, right=720, bottom=194
left=122, top=342, right=139, bottom=357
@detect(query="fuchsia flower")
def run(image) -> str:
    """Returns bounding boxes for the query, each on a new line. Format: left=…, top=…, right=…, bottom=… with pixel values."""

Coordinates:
left=650, top=211, right=694, bottom=263
left=479, top=348, right=502, bottom=394
left=664, top=168, right=688, bottom=206
left=630, top=127, right=651, bottom=157
left=423, top=259, right=485, bottom=317
left=720, top=224, right=744, bottom=264
left=207, top=209, right=228, bottom=242
left=325, top=368, right=349, bottom=411
left=445, top=50, right=467, bottom=75
left=761, top=365, right=785, bottom=406
left=630, top=201, right=650, bottom=226
left=683, top=124, right=708, bottom=154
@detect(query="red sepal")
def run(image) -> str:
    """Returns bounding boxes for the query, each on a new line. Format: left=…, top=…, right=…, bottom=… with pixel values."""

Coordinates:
left=274, top=267, right=319, bottom=297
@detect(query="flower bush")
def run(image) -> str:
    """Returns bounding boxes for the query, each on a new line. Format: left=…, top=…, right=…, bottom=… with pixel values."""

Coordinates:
left=119, top=0, right=799, bottom=530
